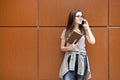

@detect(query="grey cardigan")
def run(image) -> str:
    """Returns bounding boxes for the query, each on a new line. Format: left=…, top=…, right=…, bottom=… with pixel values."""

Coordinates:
left=59, top=51, right=91, bottom=80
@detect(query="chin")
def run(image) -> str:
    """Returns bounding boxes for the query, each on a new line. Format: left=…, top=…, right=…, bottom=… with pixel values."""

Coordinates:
left=79, top=22, right=82, bottom=25
left=79, top=21, right=82, bottom=24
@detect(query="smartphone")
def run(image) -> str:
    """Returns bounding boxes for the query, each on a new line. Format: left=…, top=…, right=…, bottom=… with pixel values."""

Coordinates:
left=82, top=20, right=85, bottom=25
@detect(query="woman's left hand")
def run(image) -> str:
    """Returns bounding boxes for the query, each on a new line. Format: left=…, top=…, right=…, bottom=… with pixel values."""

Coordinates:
left=83, top=19, right=89, bottom=29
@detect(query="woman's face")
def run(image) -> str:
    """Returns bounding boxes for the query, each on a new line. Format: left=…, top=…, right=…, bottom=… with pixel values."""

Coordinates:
left=74, top=11, right=83, bottom=25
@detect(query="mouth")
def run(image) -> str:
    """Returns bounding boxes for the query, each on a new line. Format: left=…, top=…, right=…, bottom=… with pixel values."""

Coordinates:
left=79, top=20, right=83, bottom=23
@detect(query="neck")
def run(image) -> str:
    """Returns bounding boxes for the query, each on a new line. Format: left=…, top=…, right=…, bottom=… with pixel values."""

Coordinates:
left=74, top=24, right=79, bottom=29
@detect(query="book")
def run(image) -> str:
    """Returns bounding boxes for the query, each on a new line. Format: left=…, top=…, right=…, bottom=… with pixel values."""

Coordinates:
left=66, top=31, right=82, bottom=44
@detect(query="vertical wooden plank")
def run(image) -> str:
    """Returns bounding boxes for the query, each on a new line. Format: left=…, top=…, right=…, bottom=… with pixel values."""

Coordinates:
left=86, top=28, right=108, bottom=80
left=39, top=27, right=63, bottom=80
left=109, top=27, right=120, bottom=80
left=39, top=0, right=107, bottom=26
left=109, top=0, right=120, bottom=26
left=0, top=28, right=37, bottom=80
left=0, top=0, right=37, bottom=26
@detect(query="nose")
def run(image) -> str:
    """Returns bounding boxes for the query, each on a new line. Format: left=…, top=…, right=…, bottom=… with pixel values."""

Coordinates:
left=80, top=17, right=83, bottom=20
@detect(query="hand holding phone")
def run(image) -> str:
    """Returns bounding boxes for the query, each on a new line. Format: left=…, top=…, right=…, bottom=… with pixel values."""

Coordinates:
left=82, top=20, right=86, bottom=25
left=82, top=19, right=89, bottom=29
left=82, top=19, right=89, bottom=26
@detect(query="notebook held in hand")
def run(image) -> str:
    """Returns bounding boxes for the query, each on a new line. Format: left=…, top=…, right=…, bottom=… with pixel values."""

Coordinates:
left=66, top=31, right=82, bottom=44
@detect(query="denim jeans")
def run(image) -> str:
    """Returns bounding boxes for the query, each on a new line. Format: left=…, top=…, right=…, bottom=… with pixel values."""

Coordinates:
left=63, top=54, right=87, bottom=80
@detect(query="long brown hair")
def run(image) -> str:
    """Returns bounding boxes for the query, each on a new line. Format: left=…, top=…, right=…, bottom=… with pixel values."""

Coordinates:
left=65, top=9, right=86, bottom=39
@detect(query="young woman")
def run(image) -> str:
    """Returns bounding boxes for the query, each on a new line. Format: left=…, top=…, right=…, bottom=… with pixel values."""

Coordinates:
left=59, top=9, right=95, bottom=80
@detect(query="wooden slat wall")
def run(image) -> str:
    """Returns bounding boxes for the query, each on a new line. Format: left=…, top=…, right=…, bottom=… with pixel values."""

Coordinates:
left=39, top=0, right=107, bottom=26
left=0, top=0, right=37, bottom=26
left=109, top=28, right=120, bottom=80
left=0, top=0, right=120, bottom=80
left=109, top=0, right=120, bottom=26
left=86, top=28, right=108, bottom=80
left=0, top=28, right=37, bottom=80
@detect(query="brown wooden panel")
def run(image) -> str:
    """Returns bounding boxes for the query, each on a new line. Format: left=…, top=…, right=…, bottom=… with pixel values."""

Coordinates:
left=39, top=0, right=107, bottom=26
left=109, top=27, right=120, bottom=80
left=86, top=28, right=108, bottom=80
left=39, top=27, right=64, bottom=80
left=0, top=28, right=37, bottom=80
left=39, top=27, right=108, bottom=80
left=0, top=0, right=37, bottom=26
left=109, top=0, right=120, bottom=26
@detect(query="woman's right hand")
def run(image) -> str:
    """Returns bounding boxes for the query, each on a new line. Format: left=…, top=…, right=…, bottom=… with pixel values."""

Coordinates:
left=67, top=39, right=78, bottom=50
left=61, top=38, right=78, bottom=52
